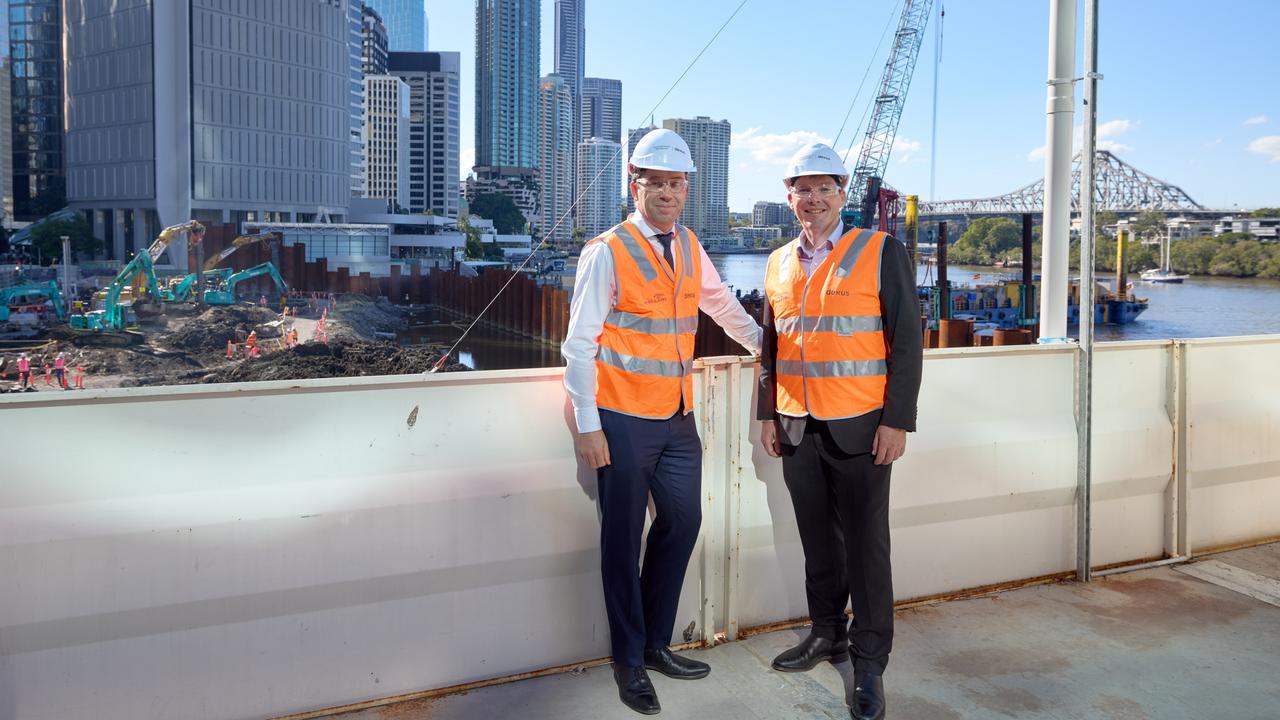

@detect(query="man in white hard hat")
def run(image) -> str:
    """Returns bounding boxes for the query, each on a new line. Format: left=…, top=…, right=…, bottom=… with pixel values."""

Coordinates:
left=563, top=127, right=761, bottom=715
left=757, top=143, right=922, bottom=720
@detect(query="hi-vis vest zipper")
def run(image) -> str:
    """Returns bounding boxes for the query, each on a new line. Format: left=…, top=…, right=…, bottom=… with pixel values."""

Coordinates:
left=593, top=221, right=702, bottom=419
left=765, top=228, right=889, bottom=420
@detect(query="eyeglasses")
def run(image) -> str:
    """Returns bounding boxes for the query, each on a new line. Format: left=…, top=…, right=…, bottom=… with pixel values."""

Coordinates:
left=634, top=178, right=689, bottom=193
left=790, top=185, right=843, bottom=199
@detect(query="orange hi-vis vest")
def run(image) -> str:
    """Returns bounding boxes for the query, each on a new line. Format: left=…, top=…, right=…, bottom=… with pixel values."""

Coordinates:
left=593, top=221, right=702, bottom=419
left=765, top=228, right=889, bottom=420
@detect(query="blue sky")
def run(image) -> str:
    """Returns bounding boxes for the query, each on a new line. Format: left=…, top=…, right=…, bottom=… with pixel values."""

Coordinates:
left=432, top=0, right=1280, bottom=212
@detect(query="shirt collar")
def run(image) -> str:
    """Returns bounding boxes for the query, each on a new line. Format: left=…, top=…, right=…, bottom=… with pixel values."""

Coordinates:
left=629, top=212, right=677, bottom=240
left=795, top=223, right=843, bottom=259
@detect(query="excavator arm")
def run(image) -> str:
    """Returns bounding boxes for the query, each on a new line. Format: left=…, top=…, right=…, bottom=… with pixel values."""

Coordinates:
left=203, top=232, right=281, bottom=272
left=203, top=262, right=288, bottom=305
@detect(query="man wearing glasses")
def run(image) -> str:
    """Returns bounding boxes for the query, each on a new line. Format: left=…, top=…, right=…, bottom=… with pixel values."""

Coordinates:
left=757, top=143, right=922, bottom=720
left=563, top=128, right=761, bottom=714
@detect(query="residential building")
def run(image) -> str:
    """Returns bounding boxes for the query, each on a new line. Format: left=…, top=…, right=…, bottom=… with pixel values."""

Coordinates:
left=475, top=0, right=539, bottom=169
left=1166, top=216, right=1214, bottom=243
left=1, top=54, right=12, bottom=224
left=63, top=0, right=352, bottom=268
left=362, top=0, right=427, bottom=52
left=466, top=167, right=540, bottom=231
left=9, top=0, right=63, bottom=222
left=663, top=116, right=731, bottom=240
left=388, top=51, right=460, bottom=218
left=624, top=126, right=656, bottom=213
left=1214, top=216, right=1280, bottom=242
left=554, top=0, right=584, bottom=212
left=581, top=77, right=621, bottom=145
left=363, top=76, right=410, bottom=211
left=732, top=226, right=782, bottom=247
left=577, top=138, right=621, bottom=242
left=537, top=75, right=573, bottom=245
left=348, top=0, right=366, bottom=196
left=361, top=4, right=389, bottom=75
left=753, top=200, right=796, bottom=235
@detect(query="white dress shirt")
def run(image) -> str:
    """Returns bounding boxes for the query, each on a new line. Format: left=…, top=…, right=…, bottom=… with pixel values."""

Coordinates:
left=562, top=212, right=763, bottom=433
left=793, top=222, right=843, bottom=276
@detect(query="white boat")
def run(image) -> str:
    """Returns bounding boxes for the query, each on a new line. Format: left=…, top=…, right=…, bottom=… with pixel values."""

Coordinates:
left=1141, top=234, right=1188, bottom=283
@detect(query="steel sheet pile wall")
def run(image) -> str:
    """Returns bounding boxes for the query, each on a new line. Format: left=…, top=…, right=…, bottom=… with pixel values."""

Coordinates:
left=1, top=338, right=1278, bottom=720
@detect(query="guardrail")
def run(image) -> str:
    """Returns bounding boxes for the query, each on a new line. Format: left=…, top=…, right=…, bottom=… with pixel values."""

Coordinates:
left=1, top=337, right=1278, bottom=720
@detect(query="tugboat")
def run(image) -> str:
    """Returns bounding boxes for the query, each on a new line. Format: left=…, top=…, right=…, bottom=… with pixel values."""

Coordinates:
left=928, top=279, right=1147, bottom=330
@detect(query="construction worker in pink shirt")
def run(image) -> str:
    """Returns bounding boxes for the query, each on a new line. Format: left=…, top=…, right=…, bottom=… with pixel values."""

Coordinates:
left=17, top=353, right=31, bottom=388
left=54, top=352, right=68, bottom=389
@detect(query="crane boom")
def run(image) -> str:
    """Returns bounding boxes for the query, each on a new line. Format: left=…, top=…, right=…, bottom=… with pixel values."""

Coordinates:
left=845, top=0, right=934, bottom=228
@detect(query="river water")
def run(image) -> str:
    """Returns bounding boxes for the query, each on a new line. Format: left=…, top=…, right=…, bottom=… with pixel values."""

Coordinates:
left=399, top=256, right=1280, bottom=369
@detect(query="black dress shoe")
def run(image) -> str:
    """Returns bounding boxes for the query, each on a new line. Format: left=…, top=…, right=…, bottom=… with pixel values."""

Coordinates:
left=612, top=664, right=661, bottom=715
left=771, top=633, right=849, bottom=672
left=644, top=646, right=710, bottom=679
left=852, top=670, right=885, bottom=720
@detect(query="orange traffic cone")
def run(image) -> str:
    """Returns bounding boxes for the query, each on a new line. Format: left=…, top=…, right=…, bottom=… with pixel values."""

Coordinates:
left=227, top=339, right=234, bottom=359
left=74, top=366, right=85, bottom=389
left=44, top=364, right=52, bottom=386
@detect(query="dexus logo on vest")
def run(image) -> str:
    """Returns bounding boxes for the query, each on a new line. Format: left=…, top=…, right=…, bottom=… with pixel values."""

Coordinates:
left=644, top=293, right=669, bottom=304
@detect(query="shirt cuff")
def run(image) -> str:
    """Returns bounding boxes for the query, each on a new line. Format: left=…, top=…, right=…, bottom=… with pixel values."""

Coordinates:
left=574, top=406, right=602, bottom=434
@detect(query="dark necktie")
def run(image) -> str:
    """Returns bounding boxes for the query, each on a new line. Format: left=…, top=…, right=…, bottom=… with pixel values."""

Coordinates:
left=656, top=232, right=674, bottom=268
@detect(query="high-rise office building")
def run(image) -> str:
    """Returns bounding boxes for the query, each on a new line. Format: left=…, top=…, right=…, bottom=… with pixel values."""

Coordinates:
left=577, top=138, right=621, bottom=241
left=361, top=4, right=390, bottom=75
left=475, top=0, right=540, bottom=170
left=362, top=0, right=428, bottom=52
left=580, top=77, right=621, bottom=145
left=63, top=0, right=352, bottom=267
left=662, top=117, right=731, bottom=239
left=9, top=0, right=64, bottom=222
left=553, top=0, right=584, bottom=100
left=363, top=76, right=410, bottom=210
left=348, top=0, right=366, bottom=196
left=537, top=75, right=573, bottom=245
left=1, top=54, right=12, bottom=225
left=388, top=52, right=460, bottom=218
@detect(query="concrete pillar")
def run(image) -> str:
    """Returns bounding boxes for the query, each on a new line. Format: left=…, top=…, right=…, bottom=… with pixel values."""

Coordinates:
left=133, top=207, right=149, bottom=258
left=112, top=211, right=127, bottom=260
left=91, top=209, right=106, bottom=257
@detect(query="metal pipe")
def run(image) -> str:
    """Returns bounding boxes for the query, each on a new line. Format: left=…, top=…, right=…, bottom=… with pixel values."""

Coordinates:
left=937, top=221, right=949, bottom=321
left=1021, top=214, right=1034, bottom=326
left=905, top=195, right=919, bottom=267
left=1076, top=0, right=1099, bottom=583
left=1037, top=0, right=1077, bottom=341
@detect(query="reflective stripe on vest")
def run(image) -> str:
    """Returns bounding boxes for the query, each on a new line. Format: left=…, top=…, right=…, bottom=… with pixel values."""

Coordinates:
left=766, top=228, right=889, bottom=420
left=594, top=221, right=702, bottom=419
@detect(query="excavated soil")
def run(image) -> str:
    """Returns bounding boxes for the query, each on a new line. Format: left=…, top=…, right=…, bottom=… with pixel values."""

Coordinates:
left=198, top=341, right=468, bottom=383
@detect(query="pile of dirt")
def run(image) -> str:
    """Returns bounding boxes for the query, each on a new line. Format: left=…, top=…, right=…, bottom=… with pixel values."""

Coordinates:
left=328, top=294, right=409, bottom=342
left=198, top=340, right=468, bottom=384
left=159, top=305, right=282, bottom=353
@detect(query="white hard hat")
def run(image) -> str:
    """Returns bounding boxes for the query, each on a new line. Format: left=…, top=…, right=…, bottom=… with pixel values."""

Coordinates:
left=783, top=142, right=849, bottom=187
left=630, top=128, right=697, bottom=173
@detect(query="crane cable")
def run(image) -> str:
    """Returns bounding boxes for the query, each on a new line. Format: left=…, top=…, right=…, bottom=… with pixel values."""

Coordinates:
left=432, top=0, right=751, bottom=372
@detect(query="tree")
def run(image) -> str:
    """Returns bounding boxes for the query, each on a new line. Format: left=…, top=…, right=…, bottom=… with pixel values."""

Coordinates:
left=1258, top=245, right=1280, bottom=279
left=949, top=217, right=1021, bottom=264
left=28, top=215, right=102, bottom=264
left=1095, top=210, right=1119, bottom=229
left=1129, top=211, right=1167, bottom=242
left=1169, top=236, right=1223, bottom=275
left=571, top=226, right=587, bottom=249
left=468, top=193, right=526, bottom=234
left=1209, top=240, right=1267, bottom=277
left=1250, top=207, right=1280, bottom=218
left=459, top=214, right=485, bottom=260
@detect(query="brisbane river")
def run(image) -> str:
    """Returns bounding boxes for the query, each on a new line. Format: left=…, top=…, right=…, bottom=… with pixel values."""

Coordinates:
left=402, top=254, right=1280, bottom=369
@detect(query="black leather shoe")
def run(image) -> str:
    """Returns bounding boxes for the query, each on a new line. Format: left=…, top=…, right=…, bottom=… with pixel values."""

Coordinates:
left=771, top=633, right=849, bottom=672
left=612, top=664, right=660, bottom=715
left=644, top=646, right=710, bottom=680
left=851, top=671, right=885, bottom=720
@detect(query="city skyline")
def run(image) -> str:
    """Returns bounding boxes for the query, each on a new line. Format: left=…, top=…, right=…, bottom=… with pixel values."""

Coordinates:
left=362, top=0, right=428, bottom=52
left=429, top=0, right=1280, bottom=212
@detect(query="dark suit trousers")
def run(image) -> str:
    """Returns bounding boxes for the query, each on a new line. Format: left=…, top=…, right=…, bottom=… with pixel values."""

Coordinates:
left=597, top=409, right=702, bottom=667
left=781, top=418, right=894, bottom=675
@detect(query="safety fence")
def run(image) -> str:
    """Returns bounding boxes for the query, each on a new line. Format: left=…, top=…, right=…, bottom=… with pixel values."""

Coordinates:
left=2, top=336, right=1278, bottom=720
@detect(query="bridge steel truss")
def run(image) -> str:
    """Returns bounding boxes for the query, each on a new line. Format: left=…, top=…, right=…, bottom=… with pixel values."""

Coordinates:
left=921, top=150, right=1205, bottom=216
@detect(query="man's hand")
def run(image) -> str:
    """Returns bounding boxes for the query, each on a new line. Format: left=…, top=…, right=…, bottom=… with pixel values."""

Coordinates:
left=576, top=429, right=611, bottom=469
left=760, top=419, right=782, bottom=458
left=871, top=425, right=907, bottom=466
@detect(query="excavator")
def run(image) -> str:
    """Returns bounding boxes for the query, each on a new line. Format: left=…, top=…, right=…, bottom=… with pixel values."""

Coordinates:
left=0, top=281, right=66, bottom=336
left=69, top=250, right=164, bottom=333
left=203, top=262, right=289, bottom=305
left=160, top=231, right=280, bottom=303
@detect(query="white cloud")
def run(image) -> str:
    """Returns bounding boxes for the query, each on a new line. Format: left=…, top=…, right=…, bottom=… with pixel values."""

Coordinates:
left=1248, top=136, right=1280, bottom=162
left=1203, top=138, right=1224, bottom=150
left=459, top=148, right=476, bottom=179
left=1027, top=118, right=1134, bottom=161
left=1243, top=115, right=1268, bottom=126
left=732, top=127, right=832, bottom=165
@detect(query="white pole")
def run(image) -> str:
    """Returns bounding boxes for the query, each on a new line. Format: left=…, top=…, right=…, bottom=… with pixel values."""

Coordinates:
left=61, top=235, right=72, bottom=301
left=1038, top=0, right=1077, bottom=342
left=1076, top=0, right=1099, bottom=583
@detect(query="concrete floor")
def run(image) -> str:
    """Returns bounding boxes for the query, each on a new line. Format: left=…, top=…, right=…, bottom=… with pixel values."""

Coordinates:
left=330, top=543, right=1280, bottom=720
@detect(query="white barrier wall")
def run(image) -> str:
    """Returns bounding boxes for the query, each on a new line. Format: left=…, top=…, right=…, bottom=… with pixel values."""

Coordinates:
left=2, top=338, right=1279, bottom=720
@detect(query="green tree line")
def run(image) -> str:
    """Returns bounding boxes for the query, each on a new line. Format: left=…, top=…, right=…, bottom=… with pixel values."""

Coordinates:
left=946, top=214, right=1280, bottom=279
